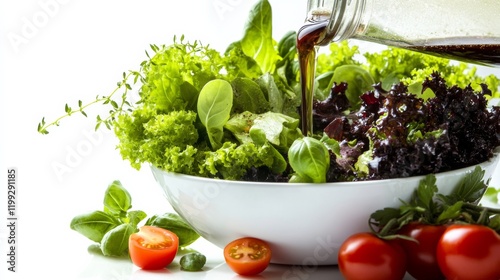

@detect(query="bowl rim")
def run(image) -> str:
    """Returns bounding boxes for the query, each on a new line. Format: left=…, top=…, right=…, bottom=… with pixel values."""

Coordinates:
left=151, top=148, right=500, bottom=188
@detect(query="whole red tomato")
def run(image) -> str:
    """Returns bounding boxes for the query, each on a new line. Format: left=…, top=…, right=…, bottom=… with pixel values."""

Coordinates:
left=437, top=224, right=500, bottom=280
left=338, top=232, right=407, bottom=280
left=397, top=223, right=446, bottom=280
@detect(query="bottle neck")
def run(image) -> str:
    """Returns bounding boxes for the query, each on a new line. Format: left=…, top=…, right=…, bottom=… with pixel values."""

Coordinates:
left=306, top=0, right=367, bottom=45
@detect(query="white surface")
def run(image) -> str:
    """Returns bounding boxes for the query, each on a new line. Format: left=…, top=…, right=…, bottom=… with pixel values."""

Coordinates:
left=151, top=155, right=499, bottom=266
left=1, top=0, right=500, bottom=279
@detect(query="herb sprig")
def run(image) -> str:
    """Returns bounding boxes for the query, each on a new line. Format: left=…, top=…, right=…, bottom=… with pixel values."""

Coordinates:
left=70, top=180, right=199, bottom=257
left=37, top=71, right=142, bottom=134
left=370, top=166, right=500, bottom=237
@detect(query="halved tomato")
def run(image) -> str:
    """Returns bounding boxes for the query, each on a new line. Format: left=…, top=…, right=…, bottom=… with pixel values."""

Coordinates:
left=224, top=237, right=272, bottom=276
left=128, top=226, right=179, bottom=270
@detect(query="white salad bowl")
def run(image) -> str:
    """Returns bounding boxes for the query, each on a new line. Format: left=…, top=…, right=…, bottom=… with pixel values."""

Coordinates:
left=150, top=151, right=500, bottom=265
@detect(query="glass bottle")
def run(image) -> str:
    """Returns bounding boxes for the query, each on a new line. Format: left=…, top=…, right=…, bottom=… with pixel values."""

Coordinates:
left=305, top=0, right=500, bottom=66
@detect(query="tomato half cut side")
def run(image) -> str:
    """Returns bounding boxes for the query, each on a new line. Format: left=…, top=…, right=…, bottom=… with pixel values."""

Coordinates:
left=224, top=237, right=272, bottom=276
left=128, top=225, right=179, bottom=270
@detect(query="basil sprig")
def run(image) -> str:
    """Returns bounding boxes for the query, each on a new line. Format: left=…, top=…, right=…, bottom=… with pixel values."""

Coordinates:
left=70, top=180, right=199, bottom=256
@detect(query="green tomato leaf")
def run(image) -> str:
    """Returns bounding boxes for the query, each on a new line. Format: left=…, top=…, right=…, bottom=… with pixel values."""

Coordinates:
left=103, top=180, right=132, bottom=216
left=288, top=137, right=330, bottom=183
left=413, top=174, right=438, bottom=210
left=449, top=166, right=487, bottom=203
left=100, top=223, right=137, bottom=257
left=436, top=201, right=463, bottom=224
left=197, top=79, right=233, bottom=150
left=145, top=213, right=200, bottom=247
left=370, top=207, right=402, bottom=227
left=69, top=210, right=121, bottom=243
left=489, top=214, right=500, bottom=231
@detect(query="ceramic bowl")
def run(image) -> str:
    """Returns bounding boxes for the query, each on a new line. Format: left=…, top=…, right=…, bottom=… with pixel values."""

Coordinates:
left=150, top=151, right=500, bottom=265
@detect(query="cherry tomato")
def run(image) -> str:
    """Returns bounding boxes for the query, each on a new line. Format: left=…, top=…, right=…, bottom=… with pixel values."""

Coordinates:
left=128, top=226, right=179, bottom=270
left=397, top=223, right=446, bottom=280
left=224, top=237, right=272, bottom=276
left=338, top=232, right=407, bottom=280
left=437, top=224, right=500, bottom=280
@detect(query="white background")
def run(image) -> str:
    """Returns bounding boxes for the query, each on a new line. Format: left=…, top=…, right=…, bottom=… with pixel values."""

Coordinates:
left=1, top=1, right=499, bottom=280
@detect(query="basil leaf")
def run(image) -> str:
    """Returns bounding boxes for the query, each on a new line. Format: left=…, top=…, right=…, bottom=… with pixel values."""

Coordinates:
left=70, top=210, right=121, bottom=243
left=145, top=213, right=200, bottom=247
left=288, top=137, right=330, bottom=183
left=126, top=210, right=147, bottom=227
left=240, top=0, right=280, bottom=74
left=180, top=252, right=206, bottom=271
left=197, top=79, right=233, bottom=150
left=103, top=180, right=132, bottom=216
left=100, top=223, right=137, bottom=257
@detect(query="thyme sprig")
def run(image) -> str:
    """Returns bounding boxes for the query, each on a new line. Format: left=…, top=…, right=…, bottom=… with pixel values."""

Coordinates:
left=37, top=70, right=142, bottom=134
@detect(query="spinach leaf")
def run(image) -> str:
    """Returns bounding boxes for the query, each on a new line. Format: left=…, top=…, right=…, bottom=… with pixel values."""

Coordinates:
left=288, top=137, right=330, bottom=183
left=145, top=213, right=200, bottom=247
left=197, top=79, right=233, bottom=150
left=225, top=42, right=262, bottom=79
left=69, top=210, right=121, bottom=243
left=103, top=180, right=132, bottom=217
left=231, top=77, right=270, bottom=114
left=256, top=73, right=284, bottom=113
left=276, top=31, right=299, bottom=90
left=239, top=0, right=280, bottom=74
left=100, top=223, right=137, bottom=257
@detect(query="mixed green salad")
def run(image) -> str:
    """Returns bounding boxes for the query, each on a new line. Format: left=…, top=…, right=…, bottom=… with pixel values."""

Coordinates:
left=38, top=0, right=500, bottom=183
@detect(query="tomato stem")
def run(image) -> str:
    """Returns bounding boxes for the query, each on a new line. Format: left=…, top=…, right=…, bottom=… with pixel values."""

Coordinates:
left=463, top=202, right=500, bottom=214
left=477, top=208, right=489, bottom=225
